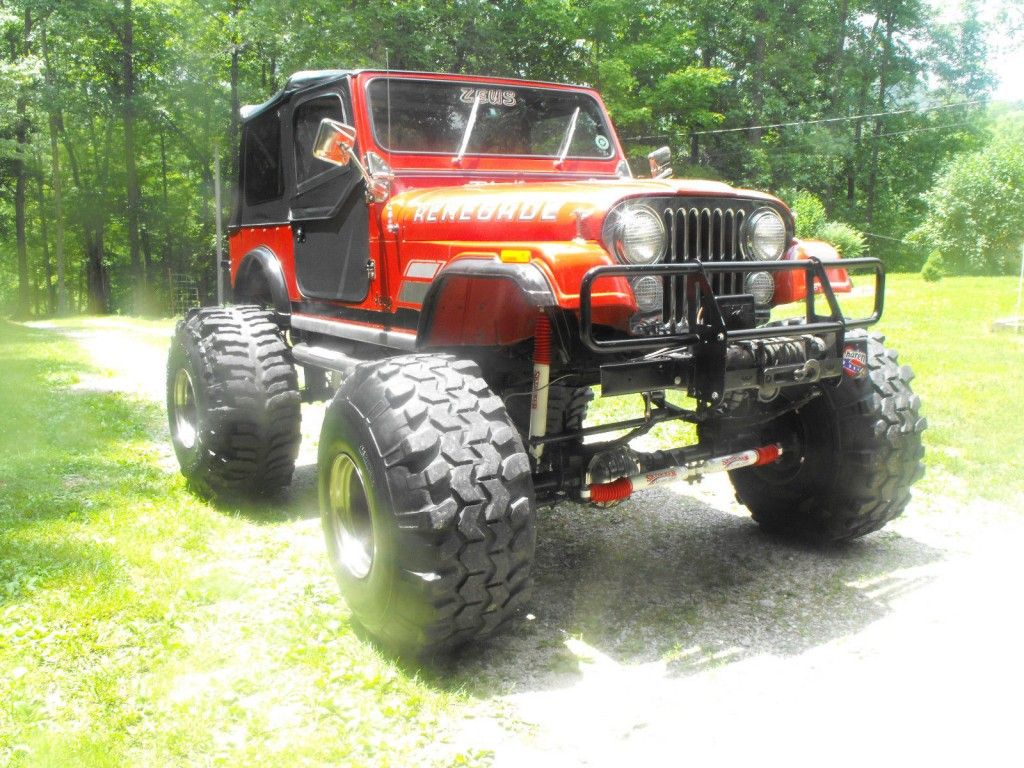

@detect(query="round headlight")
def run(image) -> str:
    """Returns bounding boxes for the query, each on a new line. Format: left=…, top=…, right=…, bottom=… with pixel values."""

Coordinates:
left=744, top=271, right=775, bottom=305
left=743, top=208, right=787, bottom=260
left=609, top=205, right=667, bottom=264
left=630, top=275, right=663, bottom=312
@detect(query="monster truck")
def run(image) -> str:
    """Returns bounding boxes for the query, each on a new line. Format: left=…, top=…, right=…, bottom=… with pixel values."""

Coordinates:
left=166, top=69, right=925, bottom=655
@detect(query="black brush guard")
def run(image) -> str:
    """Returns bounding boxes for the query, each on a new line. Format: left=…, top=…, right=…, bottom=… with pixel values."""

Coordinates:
left=578, top=257, right=885, bottom=407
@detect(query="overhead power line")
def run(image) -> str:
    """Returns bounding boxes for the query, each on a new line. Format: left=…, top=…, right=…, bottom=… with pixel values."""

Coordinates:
left=688, top=121, right=977, bottom=162
left=872, top=120, right=976, bottom=139
left=624, top=98, right=987, bottom=142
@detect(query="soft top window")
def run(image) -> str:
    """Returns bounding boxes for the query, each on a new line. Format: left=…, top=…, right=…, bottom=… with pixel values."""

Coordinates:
left=243, top=111, right=283, bottom=206
left=293, top=94, right=346, bottom=186
left=367, top=78, right=616, bottom=160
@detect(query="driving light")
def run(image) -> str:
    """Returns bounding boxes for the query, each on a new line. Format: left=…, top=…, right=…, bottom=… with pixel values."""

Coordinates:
left=743, top=208, right=787, bottom=261
left=630, top=275, right=663, bottom=312
left=607, top=205, right=667, bottom=264
left=744, top=271, right=775, bottom=305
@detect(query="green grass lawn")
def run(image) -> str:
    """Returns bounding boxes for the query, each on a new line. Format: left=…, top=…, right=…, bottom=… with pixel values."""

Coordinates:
left=860, top=275, right=1024, bottom=503
left=0, top=322, right=479, bottom=767
left=1, top=274, right=1020, bottom=765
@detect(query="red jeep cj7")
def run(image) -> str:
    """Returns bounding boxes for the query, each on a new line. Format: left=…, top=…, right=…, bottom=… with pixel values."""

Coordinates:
left=167, top=69, right=926, bottom=655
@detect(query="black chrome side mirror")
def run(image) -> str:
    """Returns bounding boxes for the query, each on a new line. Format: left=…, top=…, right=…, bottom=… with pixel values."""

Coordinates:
left=647, top=146, right=673, bottom=179
left=313, top=118, right=391, bottom=202
left=313, top=118, right=357, bottom=167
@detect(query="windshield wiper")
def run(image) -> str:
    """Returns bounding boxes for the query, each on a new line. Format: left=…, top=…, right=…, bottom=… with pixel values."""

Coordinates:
left=555, top=107, right=581, bottom=166
left=454, top=92, right=482, bottom=165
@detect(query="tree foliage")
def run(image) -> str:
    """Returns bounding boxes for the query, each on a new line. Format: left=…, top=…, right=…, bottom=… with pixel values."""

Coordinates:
left=911, top=113, right=1024, bottom=275
left=0, top=0, right=1009, bottom=316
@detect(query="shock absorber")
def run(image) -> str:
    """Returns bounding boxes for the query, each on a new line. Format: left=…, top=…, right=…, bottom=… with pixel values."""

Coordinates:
left=529, top=314, right=552, bottom=460
left=581, top=443, right=784, bottom=503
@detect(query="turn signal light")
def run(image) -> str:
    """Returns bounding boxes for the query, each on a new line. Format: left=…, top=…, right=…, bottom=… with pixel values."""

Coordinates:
left=500, top=249, right=531, bottom=263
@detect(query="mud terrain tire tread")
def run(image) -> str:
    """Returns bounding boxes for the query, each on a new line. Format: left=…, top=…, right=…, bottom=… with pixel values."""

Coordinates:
left=730, top=331, right=926, bottom=543
left=319, top=354, right=536, bottom=655
left=167, top=305, right=301, bottom=497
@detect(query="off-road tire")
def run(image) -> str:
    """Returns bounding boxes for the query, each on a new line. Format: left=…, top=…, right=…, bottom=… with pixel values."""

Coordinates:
left=728, top=331, right=926, bottom=543
left=167, top=305, right=301, bottom=498
left=318, top=354, right=536, bottom=656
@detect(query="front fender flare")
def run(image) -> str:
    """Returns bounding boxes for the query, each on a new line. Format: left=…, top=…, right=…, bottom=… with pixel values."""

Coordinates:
left=417, top=258, right=558, bottom=349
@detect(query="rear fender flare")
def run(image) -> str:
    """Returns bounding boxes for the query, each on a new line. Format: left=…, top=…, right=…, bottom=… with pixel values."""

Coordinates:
left=234, top=246, right=291, bottom=317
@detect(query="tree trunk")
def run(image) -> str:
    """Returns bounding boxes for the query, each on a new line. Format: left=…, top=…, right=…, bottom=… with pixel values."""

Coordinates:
left=747, top=4, right=768, bottom=147
left=50, top=115, right=69, bottom=314
left=229, top=0, right=242, bottom=184
left=691, top=46, right=716, bottom=165
left=13, top=8, right=33, bottom=319
left=42, top=19, right=69, bottom=314
left=62, top=108, right=113, bottom=315
left=865, top=12, right=895, bottom=227
left=847, top=74, right=871, bottom=204
left=846, top=16, right=882, bottom=207
left=142, top=224, right=154, bottom=299
left=86, top=232, right=111, bottom=315
left=160, top=127, right=172, bottom=295
left=827, top=0, right=851, bottom=110
left=34, top=149, right=55, bottom=314
left=122, top=0, right=146, bottom=311
left=14, top=139, right=30, bottom=319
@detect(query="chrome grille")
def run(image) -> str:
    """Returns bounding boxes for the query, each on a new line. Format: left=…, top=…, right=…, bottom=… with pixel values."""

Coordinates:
left=662, top=205, right=747, bottom=295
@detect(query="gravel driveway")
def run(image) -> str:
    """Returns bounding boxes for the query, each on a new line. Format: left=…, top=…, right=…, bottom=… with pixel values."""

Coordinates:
left=38, top=318, right=1024, bottom=766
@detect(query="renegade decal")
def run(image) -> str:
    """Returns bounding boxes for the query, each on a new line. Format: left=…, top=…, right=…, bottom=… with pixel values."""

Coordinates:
left=459, top=87, right=516, bottom=107
left=410, top=200, right=559, bottom=224
left=843, top=345, right=868, bottom=378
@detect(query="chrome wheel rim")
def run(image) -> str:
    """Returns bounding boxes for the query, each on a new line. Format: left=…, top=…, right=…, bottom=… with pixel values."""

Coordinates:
left=327, top=453, right=374, bottom=580
left=172, top=368, right=198, bottom=450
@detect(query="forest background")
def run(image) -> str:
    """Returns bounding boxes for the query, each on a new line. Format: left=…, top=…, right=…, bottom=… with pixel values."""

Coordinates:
left=1, top=0, right=1021, bottom=317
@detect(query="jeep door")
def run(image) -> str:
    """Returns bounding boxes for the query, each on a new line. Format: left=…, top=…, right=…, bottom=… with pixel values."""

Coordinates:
left=287, top=80, right=370, bottom=303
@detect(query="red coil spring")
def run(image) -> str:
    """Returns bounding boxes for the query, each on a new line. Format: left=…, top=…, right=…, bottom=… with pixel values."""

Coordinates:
left=534, top=314, right=552, bottom=365
left=754, top=444, right=782, bottom=465
left=588, top=477, right=633, bottom=503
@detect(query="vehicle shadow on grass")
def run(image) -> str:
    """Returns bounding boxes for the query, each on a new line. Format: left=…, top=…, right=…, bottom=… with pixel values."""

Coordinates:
left=203, top=401, right=327, bottom=524
left=210, top=460, right=321, bottom=524
left=422, top=485, right=942, bottom=696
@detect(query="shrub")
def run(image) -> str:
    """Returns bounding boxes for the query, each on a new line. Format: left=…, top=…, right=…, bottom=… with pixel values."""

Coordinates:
left=817, top=221, right=867, bottom=258
left=921, top=251, right=944, bottom=282
left=788, top=191, right=827, bottom=239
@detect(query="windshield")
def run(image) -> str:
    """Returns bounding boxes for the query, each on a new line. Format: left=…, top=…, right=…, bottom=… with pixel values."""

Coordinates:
left=366, top=78, right=617, bottom=160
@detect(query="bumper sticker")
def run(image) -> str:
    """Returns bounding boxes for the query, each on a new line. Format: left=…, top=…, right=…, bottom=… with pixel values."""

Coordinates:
left=843, top=345, right=868, bottom=378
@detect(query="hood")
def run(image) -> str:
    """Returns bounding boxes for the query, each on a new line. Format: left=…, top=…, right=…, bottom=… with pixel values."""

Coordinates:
left=387, top=178, right=784, bottom=243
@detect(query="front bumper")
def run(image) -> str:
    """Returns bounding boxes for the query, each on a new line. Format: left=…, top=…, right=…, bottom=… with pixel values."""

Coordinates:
left=578, top=257, right=885, bottom=407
